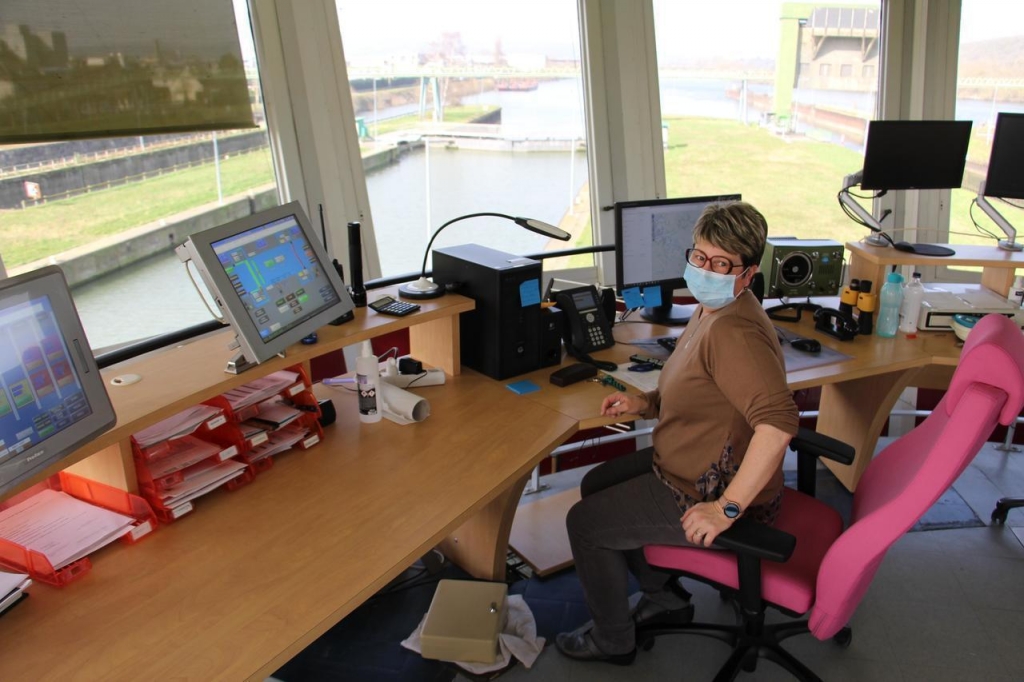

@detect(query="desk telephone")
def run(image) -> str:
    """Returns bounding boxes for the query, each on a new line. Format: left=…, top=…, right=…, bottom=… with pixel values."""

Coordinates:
left=554, top=285, right=615, bottom=355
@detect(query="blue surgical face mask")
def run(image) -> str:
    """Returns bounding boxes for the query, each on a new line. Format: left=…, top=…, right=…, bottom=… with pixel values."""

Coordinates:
left=685, top=263, right=745, bottom=310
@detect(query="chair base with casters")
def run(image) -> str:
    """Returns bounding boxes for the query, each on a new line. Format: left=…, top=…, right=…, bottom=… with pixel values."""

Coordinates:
left=992, top=497, right=1024, bottom=523
left=639, top=428, right=854, bottom=682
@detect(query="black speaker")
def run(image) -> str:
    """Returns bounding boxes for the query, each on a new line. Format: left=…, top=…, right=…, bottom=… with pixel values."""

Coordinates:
left=540, top=307, right=565, bottom=368
left=599, top=287, right=617, bottom=327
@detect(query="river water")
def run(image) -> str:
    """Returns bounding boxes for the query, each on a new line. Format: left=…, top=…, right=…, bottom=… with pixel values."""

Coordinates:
left=70, top=78, right=1024, bottom=350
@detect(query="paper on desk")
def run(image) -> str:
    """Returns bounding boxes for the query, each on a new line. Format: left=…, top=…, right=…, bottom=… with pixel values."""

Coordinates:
left=608, top=366, right=660, bottom=394
left=402, top=594, right=544, bottom=674
left=146, top=435, right=222, bottom=478
left=0, top=569, right=30, bottom=596
left=244, top=426, right=306, bottom=463
left=156, top=459, right=247, bottom=507
left=132, top=404, right=224, bottom=449
left=222, top=370, right=299, bottom=411
left=0, top=489, right=135, bottom=569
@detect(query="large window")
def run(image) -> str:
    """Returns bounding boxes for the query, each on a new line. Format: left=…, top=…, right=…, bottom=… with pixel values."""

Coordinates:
left=952, top=0, right=1024, bottom=251
left=652, top=1, right=881, bottom=250
left=0, top=1, right=282, bottom=352
left=335, top=0, right=591, bottom=278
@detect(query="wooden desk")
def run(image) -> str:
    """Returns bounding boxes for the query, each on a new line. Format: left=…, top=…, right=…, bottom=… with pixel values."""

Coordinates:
left=515, top=315, right=963, bottom=492
left=846, top=241, right=1024, bottom=298
left=0, top=292, right=580, bottom=681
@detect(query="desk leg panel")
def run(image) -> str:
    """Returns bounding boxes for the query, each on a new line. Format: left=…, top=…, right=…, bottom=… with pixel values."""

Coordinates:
left=818, top=369, right=916, bottom=492
left=410, top=316, right=461, bottom=375
left=437, top=472, right=530, bottom=581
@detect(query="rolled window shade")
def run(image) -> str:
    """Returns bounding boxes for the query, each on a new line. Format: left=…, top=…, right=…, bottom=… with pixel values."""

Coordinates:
left=0, top=0, right=255, bottom=144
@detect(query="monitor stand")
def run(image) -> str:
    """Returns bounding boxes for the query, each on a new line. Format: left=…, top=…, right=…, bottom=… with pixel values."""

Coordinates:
left=891, top=241, right=956, bottom=257
left=226, top=351, right=257, bottom=375
left=640, top=288, right=696, bottom=326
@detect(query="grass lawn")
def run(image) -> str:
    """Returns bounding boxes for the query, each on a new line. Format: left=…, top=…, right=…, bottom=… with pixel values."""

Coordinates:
left=0, top=151, right=276, bottom=267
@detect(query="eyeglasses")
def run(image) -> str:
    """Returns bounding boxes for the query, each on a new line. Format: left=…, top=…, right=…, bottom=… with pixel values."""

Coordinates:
left=686, top=248, right=746, bottom=275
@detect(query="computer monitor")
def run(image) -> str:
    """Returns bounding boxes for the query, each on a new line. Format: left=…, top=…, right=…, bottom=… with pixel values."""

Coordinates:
left=860, top=120, right=972, bottom=191
left=983, top=112, right=1024, bottom=200
left=976, top=112, right=1024, bottom=251
left=614, top=194, right=741, bottom=325
left=851, top=120, right=972, bottom=257
left=0, top=266, right=116, bottom=498
left=177, top=202, right=355, bottom=374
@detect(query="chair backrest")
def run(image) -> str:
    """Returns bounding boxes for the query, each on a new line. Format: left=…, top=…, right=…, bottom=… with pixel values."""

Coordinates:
left=807, top=314, right=1024, bottom=639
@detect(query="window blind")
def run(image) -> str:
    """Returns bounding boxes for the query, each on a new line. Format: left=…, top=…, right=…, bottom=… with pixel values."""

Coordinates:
left=0, top=0, right=254, bottom=143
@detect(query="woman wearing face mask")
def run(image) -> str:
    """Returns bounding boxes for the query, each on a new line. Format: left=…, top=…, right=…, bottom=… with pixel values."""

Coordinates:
left=555, top=201, right=798, bottom=666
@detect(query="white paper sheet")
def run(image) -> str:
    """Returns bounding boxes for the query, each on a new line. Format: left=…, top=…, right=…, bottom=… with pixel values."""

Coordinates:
left=0, top=490, right=135, bottom=569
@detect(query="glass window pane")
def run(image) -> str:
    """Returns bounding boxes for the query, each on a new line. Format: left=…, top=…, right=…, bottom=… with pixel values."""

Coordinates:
left=653, top=1, right=880, bottom=253
left=952, top=0, right=1024, bottom=251
left=336, top=0, right=591, bottom=277
left=0, top=2, right=281, bottom=352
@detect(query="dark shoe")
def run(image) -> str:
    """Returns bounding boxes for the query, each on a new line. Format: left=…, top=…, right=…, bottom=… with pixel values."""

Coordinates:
left=632, top=594, right=695, bottom=628
left=555, top=630, right=636, bottom=665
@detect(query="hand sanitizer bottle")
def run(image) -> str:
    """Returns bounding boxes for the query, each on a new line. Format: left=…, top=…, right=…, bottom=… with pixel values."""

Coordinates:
left=356, top=340, right=381, bottom=423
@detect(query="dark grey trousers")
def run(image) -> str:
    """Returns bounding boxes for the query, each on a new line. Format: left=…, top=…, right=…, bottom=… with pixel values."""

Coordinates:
left=566, top=447, right=696, bottom=654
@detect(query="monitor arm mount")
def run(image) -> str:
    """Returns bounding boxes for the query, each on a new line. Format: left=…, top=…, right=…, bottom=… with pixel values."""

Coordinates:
left=976, top=181, right=1024, bottom=252
left=839, top=170, right=892, bottom=248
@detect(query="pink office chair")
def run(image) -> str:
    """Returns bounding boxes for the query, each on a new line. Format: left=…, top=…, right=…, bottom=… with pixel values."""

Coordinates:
left=640, top=313, right=1024, bottom=682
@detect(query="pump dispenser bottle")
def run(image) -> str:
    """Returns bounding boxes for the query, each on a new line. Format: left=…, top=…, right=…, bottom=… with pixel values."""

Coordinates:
left=355, top=340, right=381, bottom=423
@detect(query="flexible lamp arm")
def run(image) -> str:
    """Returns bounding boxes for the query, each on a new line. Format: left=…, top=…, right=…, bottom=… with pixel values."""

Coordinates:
left=976, top=182, right=1023, bottom=252
left=417, top=212, right=571, bottom=276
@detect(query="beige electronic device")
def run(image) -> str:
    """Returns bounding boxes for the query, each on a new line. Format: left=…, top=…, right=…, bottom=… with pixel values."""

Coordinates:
left=917, top=284, right=1023, bottom=330
left=420, top=579, right=508, bottom=664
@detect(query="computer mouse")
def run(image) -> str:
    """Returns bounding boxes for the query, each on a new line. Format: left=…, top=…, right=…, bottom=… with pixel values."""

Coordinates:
left=791, top=338, right=821, bottom=353
left=892, top=241, right=917, bottom=253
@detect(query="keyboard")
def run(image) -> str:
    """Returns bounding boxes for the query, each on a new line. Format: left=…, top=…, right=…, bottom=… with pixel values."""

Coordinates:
left=656, top=337, right=677, bottom=353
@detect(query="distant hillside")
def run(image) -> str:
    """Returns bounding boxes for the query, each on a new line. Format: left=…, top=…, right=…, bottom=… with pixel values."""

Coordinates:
left=959, top=35, right=1024, bottom=78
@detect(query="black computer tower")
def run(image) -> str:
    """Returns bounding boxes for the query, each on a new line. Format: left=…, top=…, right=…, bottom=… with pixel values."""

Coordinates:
left=432, top=244, right=544, bottom=380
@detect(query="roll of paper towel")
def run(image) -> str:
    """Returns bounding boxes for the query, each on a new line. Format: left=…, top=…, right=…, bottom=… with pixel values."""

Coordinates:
left=379, top=381, right=431, bottom=424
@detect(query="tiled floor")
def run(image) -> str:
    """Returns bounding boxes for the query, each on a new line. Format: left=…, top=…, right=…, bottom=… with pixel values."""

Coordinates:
left=454, top=440, right=1024, bottom=682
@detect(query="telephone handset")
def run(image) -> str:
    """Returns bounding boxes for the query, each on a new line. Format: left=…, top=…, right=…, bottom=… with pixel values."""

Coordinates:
left=555, top=285, right=615, bottom=354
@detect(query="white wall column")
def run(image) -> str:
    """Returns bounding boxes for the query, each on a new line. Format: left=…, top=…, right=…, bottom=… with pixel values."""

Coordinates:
left=250, top=0, right=381, bottom=281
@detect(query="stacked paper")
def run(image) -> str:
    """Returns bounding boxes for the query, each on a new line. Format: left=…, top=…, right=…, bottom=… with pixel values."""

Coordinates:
left=0, top=569, right=31, bottom=616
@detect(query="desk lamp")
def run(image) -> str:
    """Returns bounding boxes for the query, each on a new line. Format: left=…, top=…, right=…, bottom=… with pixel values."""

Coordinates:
left=398, top=212, right=571, bottom=299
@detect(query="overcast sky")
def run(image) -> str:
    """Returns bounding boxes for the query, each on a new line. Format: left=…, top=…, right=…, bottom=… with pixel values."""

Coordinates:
left=225, top=1, right=1024, bottom=65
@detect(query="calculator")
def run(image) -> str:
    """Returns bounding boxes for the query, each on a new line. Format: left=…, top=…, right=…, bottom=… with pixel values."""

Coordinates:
left=369, top=295, right=420, bottom=317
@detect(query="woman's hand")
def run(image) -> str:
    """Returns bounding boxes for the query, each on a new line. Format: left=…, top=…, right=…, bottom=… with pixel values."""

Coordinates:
left=600, top=392, right=647, bottom=417
left=681, top=501, right=734, bottom=547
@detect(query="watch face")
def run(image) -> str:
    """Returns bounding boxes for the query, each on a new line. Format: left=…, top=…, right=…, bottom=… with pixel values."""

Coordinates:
left=723, top=502, right=741, bottom=519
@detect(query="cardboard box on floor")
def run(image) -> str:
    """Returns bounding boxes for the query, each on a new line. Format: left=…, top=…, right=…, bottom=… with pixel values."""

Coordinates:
left=420, top=579, right=508, bottom=664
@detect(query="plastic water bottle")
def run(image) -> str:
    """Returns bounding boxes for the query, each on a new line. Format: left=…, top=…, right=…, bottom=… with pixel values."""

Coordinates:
left=356, top=341, right=381, bottom=423
left=899, top=272, right=925, bottom=335
left=876, top=272, right=904, bottom=338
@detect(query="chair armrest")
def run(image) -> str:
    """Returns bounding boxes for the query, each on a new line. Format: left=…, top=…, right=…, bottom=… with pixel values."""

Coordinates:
left=712, top=517, right=796, bottom=563
left=791, top=426, right=855, bottom=465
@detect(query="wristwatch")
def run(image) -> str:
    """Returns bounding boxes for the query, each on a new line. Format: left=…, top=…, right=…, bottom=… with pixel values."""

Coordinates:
left=720, top=498, right=742, bottom=519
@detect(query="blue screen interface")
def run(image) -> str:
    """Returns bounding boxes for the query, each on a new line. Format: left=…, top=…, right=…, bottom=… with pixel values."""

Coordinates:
left=212, top=214, right=340, bottom=344
left=0, top=294, right=89, bottom=465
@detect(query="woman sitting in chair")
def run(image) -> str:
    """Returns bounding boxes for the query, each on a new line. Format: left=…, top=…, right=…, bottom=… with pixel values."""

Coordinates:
left=556, top=201, right=798, bottom=665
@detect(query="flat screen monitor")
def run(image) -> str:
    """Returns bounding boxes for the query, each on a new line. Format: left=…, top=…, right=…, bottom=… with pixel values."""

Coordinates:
left=984, top=112, right=1024, bottom=200
left=0, top=266, right=116, bottom=498
left=614, top=194, right=741, bottom=325
left=860, top=120, right=972, bottom=191
left=177, top=201, right=355, bottom=373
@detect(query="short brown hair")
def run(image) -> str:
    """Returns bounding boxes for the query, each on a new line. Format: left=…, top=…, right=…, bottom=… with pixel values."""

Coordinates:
left=692, top=202, right=768, bottom=267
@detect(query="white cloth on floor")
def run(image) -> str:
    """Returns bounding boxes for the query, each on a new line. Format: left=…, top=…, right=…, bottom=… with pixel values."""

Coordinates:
left=401, top=594, right=546, bottom=674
